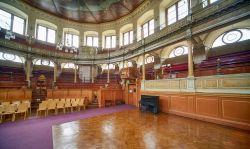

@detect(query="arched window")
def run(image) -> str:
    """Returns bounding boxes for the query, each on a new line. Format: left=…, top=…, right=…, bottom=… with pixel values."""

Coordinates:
left=119, top=61, right=133, bottom=69
left=102, top=30, right=116, bottom=49
left=212, top=29, right=250, bottom=48
left=61, top=63, right=77, bottom=69
left=63, top=28, right=79, bottom=48
left=0, top=52, right=23, bottom=63
left=202, top=0, right=219, bottom=8
left=169, top=46, right=188, bottom=58
left=0, top=3, right=27, bottom=35
left=145, top=56, right=154, bottom=64
left=102, top=64, right=115, bottom=70
left=34, top=59, right=54, bottom=67
left=84, top=31, right=98, bottom=47
left=36, top=19, right=57, bottom=44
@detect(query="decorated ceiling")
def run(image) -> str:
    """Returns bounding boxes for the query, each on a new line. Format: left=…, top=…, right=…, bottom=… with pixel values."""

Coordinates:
left=22, top=0, right=145, bottom=23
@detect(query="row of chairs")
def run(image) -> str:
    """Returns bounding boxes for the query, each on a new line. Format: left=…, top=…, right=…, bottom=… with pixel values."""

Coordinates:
left=37, top=98, right=86, bottom=116
left=0, top=101, right=30, bottom=123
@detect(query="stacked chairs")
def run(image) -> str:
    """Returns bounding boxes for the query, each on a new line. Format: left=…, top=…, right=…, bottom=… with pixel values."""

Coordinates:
left=36, top=97, right=86, bottom=117
left=2, top=104, right=16, bottom=122
left=0, top=105, right=4, bottom=123
left=14, top=103, right=28, bottom=121
left=0, top=100, right=30, bottom=123
left=37, top=102, right=47, bottom=116
left=78, top=98, right=86, bottom=111
left=47, top=100, right=57, bottom=115
left=64, top=99, right=72, bottom=112
left=22, top=100, right=31, bottom=114
left=71, top=99, right=79, bottom=112
left=56, top=100, right=65, bottom=114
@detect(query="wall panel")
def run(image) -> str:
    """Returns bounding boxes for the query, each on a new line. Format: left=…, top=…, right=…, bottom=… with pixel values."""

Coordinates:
left=222, top=99, right=250, bottom=123
left=196, top=97, right=219, bottom=117
left=170, top=96, right=188, bottom=112
left=141, top=91, right=250, bottom=130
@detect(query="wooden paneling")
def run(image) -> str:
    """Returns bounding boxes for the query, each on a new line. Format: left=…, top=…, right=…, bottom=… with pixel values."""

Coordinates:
left=53, top=90, right=68, bottom=98
left=196, top=97, right=219, bottom=117
left=159, top=96, right=170, bottom=113
left=47, top=89, right=53, bottom=98
left=141, top=91, right=250, bottom=130
left=0, top=89, right=32, bottom=102
left=7, top=90, right=25, bottom=100
left=99, top=88, right=124, bottom=107
left=68, top=89, right=82, bottom=98
left=170, top=96, right=188, bottom=112
left=46, top=89, right=93, bottom=100
left=222, top=98, right=250, bottom=123
left=0, top=90, right=7, bottom=100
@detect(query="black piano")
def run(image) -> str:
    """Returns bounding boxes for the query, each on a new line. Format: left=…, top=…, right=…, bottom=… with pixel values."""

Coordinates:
left=139, top=95, right=159, bottom=114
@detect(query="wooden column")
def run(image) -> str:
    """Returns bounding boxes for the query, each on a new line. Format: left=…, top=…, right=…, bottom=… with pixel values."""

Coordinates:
left=53, top=63, right=57, bottom=83
left=187, top=39, right=194, bottom=77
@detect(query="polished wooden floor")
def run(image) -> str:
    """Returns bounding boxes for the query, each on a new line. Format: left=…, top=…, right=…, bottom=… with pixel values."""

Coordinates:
left=53, top=109, right=250, bottom=149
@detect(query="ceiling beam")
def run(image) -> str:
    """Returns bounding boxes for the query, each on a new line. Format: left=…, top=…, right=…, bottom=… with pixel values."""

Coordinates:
left=51, top=0, right=61, bottom=15
left=81, top=0, right=98, bottom=23
left=119, top=1, right=131, bottom=12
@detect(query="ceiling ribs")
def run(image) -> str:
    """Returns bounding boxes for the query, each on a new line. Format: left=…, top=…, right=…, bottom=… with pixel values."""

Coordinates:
left=51, top=0, right=61, bottom=15
left=119, top=1, right=130, bottom=12
left=81, top=0, right=98, bottom=23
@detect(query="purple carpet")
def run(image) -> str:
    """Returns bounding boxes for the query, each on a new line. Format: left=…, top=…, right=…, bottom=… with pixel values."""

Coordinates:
left=0, top=105, right=136, bottom=149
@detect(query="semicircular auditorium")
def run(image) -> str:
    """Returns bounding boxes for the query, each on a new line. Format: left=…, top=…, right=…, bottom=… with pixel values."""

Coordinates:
left=0, top=0, right=250, bottom=149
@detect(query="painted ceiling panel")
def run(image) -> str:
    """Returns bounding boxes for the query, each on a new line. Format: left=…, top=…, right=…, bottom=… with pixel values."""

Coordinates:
left=22, top=0, right=145, bottom=23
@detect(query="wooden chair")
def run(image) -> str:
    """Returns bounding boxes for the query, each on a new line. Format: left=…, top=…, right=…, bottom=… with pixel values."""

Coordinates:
left=2, top=104, right=15, bottom=122
left=64, top=100, right=72, bottom=112
left=12, top=101, right=21, bottom=106
left=0, top=105, right=3, bottom=123
left=22, top=100, right=31, bottom=114
left=1, top=101, right=10, bottom=106
left=54, top=99, right=60, bottom=103
left=60, top=98, right=66, bottom=103
left=37, top=102, right=47, bottom=117
left=56, top=101, right=65, bottom=114
left=47, top=101, right=56, bottom=115
left=71, top=100, right=79, bottom=112
left=14, top=103, right=28, bottom=121
left=78, top=99, right=86, bottom=111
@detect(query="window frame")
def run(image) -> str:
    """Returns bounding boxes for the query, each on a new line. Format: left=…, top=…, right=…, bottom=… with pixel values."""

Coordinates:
left=0, top=9, right=26, bottom=35
left=86, top=36, right=98, bottom=47
left=202, top=0, right=219, bottom=8
left=166, top=0, right=190, bottom=25
left=141, top=19, right=154, bottom=38
left=64, top=33, right=79, bottom=48
left=36, top=25, right=56, bottom=44
left=105, top=35, right=116, bottom=49
left=123, top=30, right=133, bottom=46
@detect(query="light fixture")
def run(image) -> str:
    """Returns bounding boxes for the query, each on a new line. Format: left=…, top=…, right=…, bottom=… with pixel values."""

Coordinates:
left=5, top=30, right=15, bottom=40
left=56, top=42, right=63, bottom=50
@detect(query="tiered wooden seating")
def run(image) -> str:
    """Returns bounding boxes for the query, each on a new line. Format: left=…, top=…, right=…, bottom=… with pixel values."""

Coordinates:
left=97, top=48, right=118, bottom=54
left=0, top=67, right=26, bottom=88
left=161, top=63, right=188, bottom=78
left=196, top=50, right=250, bottom=76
